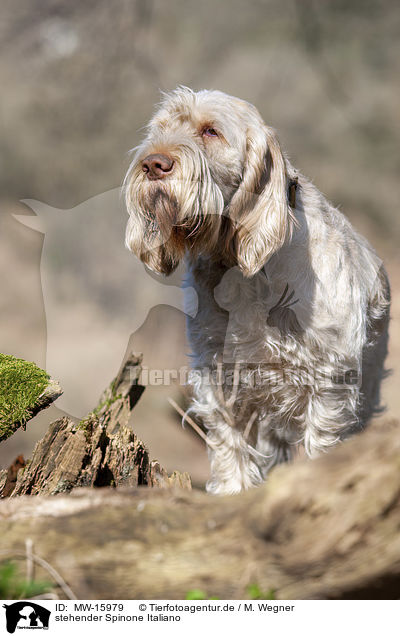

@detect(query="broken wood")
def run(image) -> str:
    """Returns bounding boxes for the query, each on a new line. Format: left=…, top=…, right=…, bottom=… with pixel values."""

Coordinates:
left=0, top=455, right=25, bottom=498
left=0, top=353, right=191, bottom=497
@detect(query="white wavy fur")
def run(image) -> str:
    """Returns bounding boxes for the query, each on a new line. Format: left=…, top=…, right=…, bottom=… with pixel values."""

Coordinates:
left=124, top=87, right=390, bottom=494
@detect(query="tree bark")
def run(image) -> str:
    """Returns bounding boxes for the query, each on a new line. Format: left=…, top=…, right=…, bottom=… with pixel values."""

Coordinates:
left=0, top=419, right=399, bottom=600
left=0, top=353, right=191, bottom=497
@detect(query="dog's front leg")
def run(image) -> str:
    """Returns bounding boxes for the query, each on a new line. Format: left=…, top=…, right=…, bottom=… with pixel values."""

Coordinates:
left=189, top=374, right=264, bottom=495
left=206, top=422, right=264, bottom=495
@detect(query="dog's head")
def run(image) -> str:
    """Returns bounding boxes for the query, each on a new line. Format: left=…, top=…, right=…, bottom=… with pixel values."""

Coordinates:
left=124, top=87, right=294, bottom=276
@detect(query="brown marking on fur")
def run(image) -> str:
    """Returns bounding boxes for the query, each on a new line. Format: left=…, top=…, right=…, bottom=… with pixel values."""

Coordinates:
left=228, top=147, right=273, bottom=228
left=149, top=188, right=179, bottom=234
left=174, top=107, right=192, bottom=125
left=140, top=189, right=187, bottom=275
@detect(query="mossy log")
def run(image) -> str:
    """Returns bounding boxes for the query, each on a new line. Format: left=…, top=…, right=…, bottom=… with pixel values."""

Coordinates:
left=0, top=353, right=191, bottom=496
left=0, top=420, right=399, bottom=600
left=0, top=351, right=63, bottom=442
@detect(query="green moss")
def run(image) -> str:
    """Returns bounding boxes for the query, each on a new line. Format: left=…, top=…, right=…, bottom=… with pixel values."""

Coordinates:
left=77, top=378, right=122, bottom=432
left=0, top=353, right=50, bottom=440
left=77, top=413, right=96, bottom=433
left=92, top=387, right=123, bottom=416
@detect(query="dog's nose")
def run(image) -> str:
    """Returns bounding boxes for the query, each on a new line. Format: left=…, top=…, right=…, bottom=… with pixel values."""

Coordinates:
left=141, top=153, right=174, bottom=180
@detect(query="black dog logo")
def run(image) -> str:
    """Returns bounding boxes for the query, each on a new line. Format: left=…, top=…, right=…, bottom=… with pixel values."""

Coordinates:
left=3, top=602, right=50, bottom=633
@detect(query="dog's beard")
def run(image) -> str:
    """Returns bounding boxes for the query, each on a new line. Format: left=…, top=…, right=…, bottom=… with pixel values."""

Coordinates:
left=125, top=148, right=225, bottom=274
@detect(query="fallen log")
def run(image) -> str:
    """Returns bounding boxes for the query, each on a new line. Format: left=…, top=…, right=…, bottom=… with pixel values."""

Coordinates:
left=0, top=419, right=399, bottom=599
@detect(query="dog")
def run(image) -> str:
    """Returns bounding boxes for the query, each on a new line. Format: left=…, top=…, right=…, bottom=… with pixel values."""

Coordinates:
left=124, top=87, right=390, bottom=494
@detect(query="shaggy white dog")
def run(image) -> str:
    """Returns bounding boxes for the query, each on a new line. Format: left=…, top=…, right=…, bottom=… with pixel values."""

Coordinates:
left=124, top=87, right=390, bottom=494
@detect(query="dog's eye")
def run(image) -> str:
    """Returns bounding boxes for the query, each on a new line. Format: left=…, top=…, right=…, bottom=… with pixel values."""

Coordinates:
left=202, top=127, right=219, bottom=138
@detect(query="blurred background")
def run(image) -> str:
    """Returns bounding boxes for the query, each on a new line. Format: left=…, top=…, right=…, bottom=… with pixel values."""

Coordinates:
left=0, top=0, right=399, bottom=487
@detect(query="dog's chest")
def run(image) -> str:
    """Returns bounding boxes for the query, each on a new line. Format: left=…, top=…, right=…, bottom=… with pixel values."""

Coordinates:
left=186, top=259, right=303, bottom=365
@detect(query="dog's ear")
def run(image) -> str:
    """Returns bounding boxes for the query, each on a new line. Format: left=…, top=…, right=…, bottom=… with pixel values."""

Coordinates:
left=228, top=122, right=292, bottom=277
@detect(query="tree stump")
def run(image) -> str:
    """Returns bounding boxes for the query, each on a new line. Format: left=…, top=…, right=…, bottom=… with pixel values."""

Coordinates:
left=0, top=353, right=191, bottom=497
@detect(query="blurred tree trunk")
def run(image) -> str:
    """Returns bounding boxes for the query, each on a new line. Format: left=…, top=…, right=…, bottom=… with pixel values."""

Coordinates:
left=0, top=419, right=399, bottom=599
